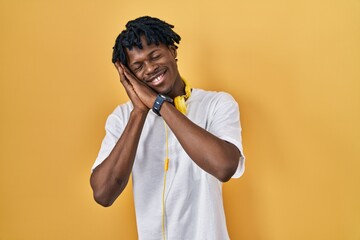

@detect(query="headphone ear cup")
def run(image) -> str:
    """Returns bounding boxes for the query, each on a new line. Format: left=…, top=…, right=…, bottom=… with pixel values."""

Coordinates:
left=174, top=78, right=191, bottom=114
left=174, top=96, right=186, bottom=114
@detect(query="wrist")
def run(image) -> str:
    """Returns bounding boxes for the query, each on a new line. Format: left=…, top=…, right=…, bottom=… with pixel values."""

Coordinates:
left=152, top=94, right=173, bottom=116
left=131, top=108, right=149, bottom=117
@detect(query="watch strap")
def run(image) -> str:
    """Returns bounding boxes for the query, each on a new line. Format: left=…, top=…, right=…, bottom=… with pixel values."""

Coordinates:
left=152, top=94, right=173, bottom=116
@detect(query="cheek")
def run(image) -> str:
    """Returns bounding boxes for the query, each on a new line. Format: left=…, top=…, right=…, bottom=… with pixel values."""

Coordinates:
left=163, top=56, right=177, bottom=69
left=169, top=59, right=178, bottom=72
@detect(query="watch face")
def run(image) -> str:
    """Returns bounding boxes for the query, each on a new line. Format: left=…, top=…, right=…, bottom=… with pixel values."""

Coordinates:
left=160, top=94, right=173, bottom=103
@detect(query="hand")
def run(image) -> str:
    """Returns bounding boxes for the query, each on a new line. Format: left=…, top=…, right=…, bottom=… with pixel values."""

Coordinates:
left=114, top=61, right=148, bottom=112
left=119, top=63, right=158, bottom=109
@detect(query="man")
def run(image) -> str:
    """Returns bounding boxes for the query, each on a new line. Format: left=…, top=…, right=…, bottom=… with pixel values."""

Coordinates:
left=90, top=16, right=245, bottom=239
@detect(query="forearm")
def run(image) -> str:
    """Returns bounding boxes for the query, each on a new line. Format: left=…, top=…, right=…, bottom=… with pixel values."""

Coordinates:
left=160, top=102, right=240, bottom=182
left=90, top=109, right=147, bottom=206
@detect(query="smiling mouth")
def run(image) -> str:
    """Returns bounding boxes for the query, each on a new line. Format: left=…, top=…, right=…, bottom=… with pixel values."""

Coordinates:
left=147, top=70, right=166, bottom=85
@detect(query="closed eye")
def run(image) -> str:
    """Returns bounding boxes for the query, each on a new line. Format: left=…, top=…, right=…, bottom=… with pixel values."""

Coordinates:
left=151, top=55, right=161, bottom=61
left=133, top=64, right=143, bottom=72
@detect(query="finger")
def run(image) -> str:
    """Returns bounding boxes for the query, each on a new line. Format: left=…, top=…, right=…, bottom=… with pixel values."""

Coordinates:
left=114, top=61, right=125, bottom=75
left=117, top=63, right=133, bottom=81
left=120, top=64, right=136, bottom=78
left=114, top=61, right=121, bottom=70
left=121, top=67, right=139, bottom=85
left=115, top=62, right=130, bottom=86
left=120, top=65, right=147, bottom=89
left=122, top=70, right=133, bottom=82
left=120, top=64, right=132, bottom=76
left=120, top=75, right=135, bottom=96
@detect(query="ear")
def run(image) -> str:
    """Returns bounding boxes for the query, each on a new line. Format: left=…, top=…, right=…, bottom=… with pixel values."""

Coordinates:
left=169, top=45, right=177, bottom=59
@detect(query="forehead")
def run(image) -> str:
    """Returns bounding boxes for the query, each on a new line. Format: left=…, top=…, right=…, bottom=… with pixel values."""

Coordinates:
left=125, top=36, right=167, bottom=63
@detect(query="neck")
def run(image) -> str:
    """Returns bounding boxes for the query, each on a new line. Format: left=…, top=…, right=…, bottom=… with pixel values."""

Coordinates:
left=169, top=74, right=186, bottom=98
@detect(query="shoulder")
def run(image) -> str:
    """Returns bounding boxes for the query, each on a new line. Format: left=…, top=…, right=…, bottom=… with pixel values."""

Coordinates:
left=191, top=88, right=237, bottom=105
left=187, top=89, right=240, bottom=123
left=105, top=101, right=133, bottom=128
left=112, top=101, right=133, bottom=117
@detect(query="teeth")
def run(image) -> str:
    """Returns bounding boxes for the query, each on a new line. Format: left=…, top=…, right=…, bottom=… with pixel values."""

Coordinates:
left=153, top=74, right=163, bottom=82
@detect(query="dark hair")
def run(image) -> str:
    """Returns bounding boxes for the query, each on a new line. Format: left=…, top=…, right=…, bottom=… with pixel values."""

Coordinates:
left=112, top=16, right=181, bottom=65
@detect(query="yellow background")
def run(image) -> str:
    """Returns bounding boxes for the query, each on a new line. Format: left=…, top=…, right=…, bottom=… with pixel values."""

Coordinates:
left=1, top=0, right=359, bottom=239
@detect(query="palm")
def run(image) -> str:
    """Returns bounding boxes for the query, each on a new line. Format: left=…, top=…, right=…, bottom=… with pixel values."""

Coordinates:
left=115, top=62, right=148, bottom=112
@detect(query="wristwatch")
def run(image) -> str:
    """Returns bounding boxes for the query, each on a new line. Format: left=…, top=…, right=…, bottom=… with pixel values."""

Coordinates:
left=152, top=94, right=173, bottom=116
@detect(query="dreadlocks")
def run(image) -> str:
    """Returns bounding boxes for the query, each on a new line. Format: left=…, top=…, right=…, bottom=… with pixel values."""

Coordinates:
left=112, top=16, right=181, bottom=65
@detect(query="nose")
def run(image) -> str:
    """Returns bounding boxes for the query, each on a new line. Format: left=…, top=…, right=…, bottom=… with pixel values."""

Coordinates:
left=144, top=62, right=159, bottom=75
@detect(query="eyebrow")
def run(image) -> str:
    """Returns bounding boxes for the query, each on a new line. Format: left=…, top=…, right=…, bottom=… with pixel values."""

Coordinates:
left=129, top=49, right=160, bottom=67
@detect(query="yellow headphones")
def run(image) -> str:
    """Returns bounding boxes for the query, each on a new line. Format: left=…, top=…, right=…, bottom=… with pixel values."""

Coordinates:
left=174, top=78, right=191, bottom=114
left=162, top=78, right=191, bottom=240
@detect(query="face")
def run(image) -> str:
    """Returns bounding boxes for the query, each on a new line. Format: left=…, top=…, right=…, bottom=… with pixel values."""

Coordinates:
left=126, top=36, right=184, bottom=98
